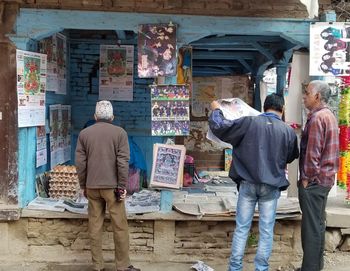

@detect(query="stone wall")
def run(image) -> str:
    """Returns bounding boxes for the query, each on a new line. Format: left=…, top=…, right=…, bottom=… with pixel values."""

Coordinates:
left=1, top=216, right=350, bottom=266
left=12, top=0, right=332, bottom=18
left=27, top=218, right=154, bottom=253
left=174, top=220, right=301, bottom=262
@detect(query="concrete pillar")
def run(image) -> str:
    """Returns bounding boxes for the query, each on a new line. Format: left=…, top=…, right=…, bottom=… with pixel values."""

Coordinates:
left=153, top=220, right=175, bottom=260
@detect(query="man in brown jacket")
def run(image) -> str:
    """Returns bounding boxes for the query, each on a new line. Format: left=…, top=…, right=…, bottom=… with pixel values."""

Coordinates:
left=75, top=100, right=140, bottom=271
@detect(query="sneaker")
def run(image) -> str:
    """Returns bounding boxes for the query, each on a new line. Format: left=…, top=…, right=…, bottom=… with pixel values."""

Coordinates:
left=117, top=265, right=141, bottom=271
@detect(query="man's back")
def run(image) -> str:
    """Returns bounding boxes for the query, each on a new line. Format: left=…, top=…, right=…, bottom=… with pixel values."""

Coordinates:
left=232, top=114, right=298, bottom=189
left=209, top=111, right=299, bottom=190
left=75, top=121, right=130, bottom=189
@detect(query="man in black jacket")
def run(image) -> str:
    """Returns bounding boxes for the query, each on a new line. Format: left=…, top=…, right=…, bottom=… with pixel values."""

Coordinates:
left=209, top=94, right=299, bottom=271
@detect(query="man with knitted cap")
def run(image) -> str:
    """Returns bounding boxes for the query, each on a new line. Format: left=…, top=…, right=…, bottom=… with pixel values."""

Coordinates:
left=76, top=100, right=140, bottom=271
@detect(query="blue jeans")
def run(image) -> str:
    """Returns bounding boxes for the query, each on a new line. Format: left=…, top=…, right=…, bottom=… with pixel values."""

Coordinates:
left=228, top=181, right=280, bottom=271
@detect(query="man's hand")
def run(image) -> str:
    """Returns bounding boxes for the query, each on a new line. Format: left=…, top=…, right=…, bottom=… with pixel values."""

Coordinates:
left=301, top=179, right=308, bottom=188
left=210, top=100, right=220, bottom=111
left=120, top=189, right=127, bottom=200
left=81, top=188, right=87, bottom=198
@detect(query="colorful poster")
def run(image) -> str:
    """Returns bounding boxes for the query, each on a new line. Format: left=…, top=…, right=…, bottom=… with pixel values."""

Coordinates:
left=99, top=45, right=134, bottom=101
left=310, top=22, right=350, bottom=76
left=36, top=126, right=47, bottom=168
left=177, top=47, right=192, bottom=85
left=39, top=33, right=67, bottom=94
left=16, top=50, right=47, bottom=127
left=138, top=23, right=177, bottom=78
left=151, top=85, right=190, bottom=136
left=150, top=144, right=186, bottom=189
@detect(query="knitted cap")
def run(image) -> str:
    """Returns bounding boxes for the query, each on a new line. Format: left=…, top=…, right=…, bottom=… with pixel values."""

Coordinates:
left=95, top=100, right=113, bottom=120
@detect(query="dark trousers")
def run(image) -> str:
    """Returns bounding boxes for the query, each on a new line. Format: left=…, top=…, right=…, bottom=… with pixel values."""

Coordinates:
left=298, top=183, right=330, bottom=271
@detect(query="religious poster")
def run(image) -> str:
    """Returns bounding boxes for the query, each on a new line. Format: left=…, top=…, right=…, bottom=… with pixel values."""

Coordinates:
left=16, top=50, right=47, bottom=127
left=150, top=144, right=186, bottom=189
left=151, top=85, right=190, bottom=136
left=39, top=33, right=67, bottom=94
left=99, top=45, right=134, bottom=101
left=49, top=104, right=62, bottom=168
left=61, top=105, right=71, bottom=163
left=36, top=126, right=47, bottom=168
left=310, top=22, right=350, bottom=76
left=138, top=23, right=177, bottom=78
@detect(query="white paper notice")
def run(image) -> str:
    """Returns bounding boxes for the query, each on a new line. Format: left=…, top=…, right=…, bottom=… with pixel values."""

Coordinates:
left=16, top=50, right=47, bottom=127
left=99, top=45, right=134, bottom=101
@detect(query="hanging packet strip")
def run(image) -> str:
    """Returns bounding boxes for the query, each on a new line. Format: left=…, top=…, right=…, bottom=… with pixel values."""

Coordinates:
left=207, top=98, right=260, bottom=148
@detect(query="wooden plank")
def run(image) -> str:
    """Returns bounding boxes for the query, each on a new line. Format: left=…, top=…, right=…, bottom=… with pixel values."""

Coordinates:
left=20, top=208, right=301, bottom=222
left=15, top=9, right=311, bottom=46
left=0, top=205, right=20, bottom=221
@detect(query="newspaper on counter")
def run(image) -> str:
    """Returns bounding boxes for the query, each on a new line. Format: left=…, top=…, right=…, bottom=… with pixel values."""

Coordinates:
left=126, top=189, right=160, bottom=214
left=207, top=98, right=260, bottom=148
left=27, top=197, right=88, bottom=214
left=27, top=190, right=161, bottom=215
left=27, top=197, right=65, bottom=212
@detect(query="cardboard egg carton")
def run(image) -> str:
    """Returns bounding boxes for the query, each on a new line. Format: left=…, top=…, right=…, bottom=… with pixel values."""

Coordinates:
left=48, top=165, right=80, bottom=200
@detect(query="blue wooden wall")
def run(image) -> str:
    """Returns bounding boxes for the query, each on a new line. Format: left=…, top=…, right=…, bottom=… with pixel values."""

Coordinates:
left=15, top=33, right=163, bottom=207
left=69, top=36, right=163, bottom=176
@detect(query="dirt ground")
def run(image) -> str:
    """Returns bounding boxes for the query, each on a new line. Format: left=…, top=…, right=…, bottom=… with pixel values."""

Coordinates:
left=1, top=252, right=350, bottom=271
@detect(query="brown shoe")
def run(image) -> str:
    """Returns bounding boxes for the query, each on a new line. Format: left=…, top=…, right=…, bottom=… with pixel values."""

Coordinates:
left=117, top=265, right=140, bottom=271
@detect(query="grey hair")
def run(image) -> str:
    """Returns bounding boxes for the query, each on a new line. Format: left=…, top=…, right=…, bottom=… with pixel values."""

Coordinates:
left=309, top=80, right=331, bottom=103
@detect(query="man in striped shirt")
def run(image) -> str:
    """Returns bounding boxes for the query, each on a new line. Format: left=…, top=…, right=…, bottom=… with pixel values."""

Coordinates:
left=297, top=80, right=339, bottom=271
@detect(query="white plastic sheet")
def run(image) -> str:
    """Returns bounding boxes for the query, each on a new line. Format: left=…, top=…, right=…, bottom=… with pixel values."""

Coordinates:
left=207, top=98, right=260, bottom=148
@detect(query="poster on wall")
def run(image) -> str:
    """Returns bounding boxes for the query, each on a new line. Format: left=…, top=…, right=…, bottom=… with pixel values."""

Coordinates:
left=49, top=104, right=71, bottom=168
left=150, top=144, right=186, bottom=189
left=150, top=85, right=190, bottom=136
left=192, top=79, right=218, bottom=118
left=36, top=126, right=47, bottom=168
left=39, top=33, right=67, bottom=94
left=138, top=23, right=177, bottom=78
left=191, top=76, right=251, bottom=118
left=99, top=45, right=134, bottom=101
left=61, top=105, right=71, bottom=163
left=183, top=121, right=223, bottom=152
left=310, top=22, right=350, bottom=76
left=50, top=104, right=61, bottom=168
left=56, top=33, right=67, bottom=95
left=177, top=46, right=192, bottom=85
left=16, top=50, right=47, bottom=127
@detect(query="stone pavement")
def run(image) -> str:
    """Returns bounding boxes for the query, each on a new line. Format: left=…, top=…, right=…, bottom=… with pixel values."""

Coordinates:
left=1, top=256, right=350, bottom=271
